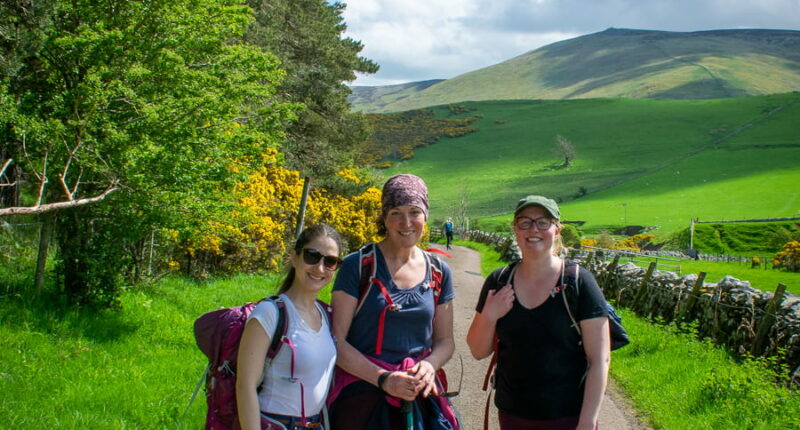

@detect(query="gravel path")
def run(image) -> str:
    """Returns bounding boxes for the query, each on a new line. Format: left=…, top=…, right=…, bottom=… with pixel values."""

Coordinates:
left=434, top=244, right=649, bottom=430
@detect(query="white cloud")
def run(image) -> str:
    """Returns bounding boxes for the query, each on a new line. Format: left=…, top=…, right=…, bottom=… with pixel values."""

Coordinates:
left=342, top=0, right=800, bottom=86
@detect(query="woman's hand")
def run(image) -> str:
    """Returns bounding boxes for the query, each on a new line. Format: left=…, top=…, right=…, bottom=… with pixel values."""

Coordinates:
left=409, top=360, right=438, bottom=397
left=381, top=371, right=421, bottom=402
left=482, top=284, right=515, bottom=321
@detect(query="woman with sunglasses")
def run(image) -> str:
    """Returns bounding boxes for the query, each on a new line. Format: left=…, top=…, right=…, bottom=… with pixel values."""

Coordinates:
left=467, top=196, right=610, bottom=430
left=237, top=224, right=343, bottom=430
left=329, top=174, right=458, bottom=429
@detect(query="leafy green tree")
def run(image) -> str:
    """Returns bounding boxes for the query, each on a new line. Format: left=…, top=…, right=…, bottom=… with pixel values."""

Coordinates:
left=1, top=0, right=294, bottom=305
left=554, top=134, right=576, bottom=167
left=244, top=0, right=378, bottom=233
left=560, top=223, right=581, bottom=249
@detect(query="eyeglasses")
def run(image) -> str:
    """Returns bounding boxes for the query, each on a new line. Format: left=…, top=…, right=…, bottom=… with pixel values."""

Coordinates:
left=514, top=216, right=554, bottom=230
left=301, top=248, right=342, bottom=270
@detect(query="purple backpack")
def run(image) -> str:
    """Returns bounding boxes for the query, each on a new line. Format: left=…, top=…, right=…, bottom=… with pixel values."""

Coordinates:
left=190, top=296, right=332, bottom=430
left=192, top=296, right=287, bottom=430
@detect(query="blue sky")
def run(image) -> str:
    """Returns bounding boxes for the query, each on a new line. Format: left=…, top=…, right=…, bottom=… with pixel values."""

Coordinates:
left=342, top=0, right=800, bottom=86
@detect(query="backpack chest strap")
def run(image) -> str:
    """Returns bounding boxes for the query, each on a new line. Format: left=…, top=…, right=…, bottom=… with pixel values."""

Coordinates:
left=278, top=336, right=308, bottom=426
left=357, top=244, right=444, bottom=356
left=372, top=277, right=401, bottom=356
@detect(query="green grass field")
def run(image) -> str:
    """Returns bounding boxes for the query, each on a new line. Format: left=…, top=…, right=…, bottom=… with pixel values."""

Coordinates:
left=0, top=275, right=290, bottom=429
left=381, top=93, right=800, bottom=239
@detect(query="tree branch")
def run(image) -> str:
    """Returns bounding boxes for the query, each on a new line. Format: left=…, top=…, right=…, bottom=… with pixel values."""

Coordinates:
left=0, top=159, right=15, bottom=186
left=0, top=185, right=119, bottom=216
left=35, top=150, right=48, bottom=206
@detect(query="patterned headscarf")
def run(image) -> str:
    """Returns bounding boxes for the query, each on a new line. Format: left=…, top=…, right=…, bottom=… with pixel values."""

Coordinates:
left=381, top=174, right=429, bottom=218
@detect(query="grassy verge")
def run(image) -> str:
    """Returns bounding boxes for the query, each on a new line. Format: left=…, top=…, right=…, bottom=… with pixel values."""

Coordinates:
left=457, top=239, right=800, bottom=429
left=612, top=311, right=800, bottom=429
left=0, top=274, right=287, bottom=429
left=450, top=238, right=505, bottom=277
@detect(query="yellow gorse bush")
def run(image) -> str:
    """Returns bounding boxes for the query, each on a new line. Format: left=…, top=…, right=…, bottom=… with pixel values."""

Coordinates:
left=773, top=241, right=800, bottom=272
left=177, top=148, right=381, bottom=275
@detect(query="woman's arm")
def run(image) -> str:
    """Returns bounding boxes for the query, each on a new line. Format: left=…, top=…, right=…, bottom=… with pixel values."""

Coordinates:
left=410, top=301, right=455, bottom=396
left=577, top=316, right=610, bottom=430
left=331, top=290, right=420, bottom=401
left=466, top=284, right=514, bottom=359
left=236, top=319, right=269, bottom=430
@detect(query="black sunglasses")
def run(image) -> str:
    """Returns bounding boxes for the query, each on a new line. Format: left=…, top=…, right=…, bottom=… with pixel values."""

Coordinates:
left=301, top=248, right=341, bottom=270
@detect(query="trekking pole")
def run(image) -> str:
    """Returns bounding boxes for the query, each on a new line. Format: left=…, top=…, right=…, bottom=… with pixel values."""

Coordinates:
left=401, top=400, right=413, bottom=430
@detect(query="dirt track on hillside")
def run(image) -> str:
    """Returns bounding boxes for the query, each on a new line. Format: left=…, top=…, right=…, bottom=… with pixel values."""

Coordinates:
left=433, top=243, right=649, bottom=430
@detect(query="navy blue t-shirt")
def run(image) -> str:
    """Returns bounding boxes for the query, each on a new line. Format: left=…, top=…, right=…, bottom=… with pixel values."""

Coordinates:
left=333, top=245, right=455, bottom=364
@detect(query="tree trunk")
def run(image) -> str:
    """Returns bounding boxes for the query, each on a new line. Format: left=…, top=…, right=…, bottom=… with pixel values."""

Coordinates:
left=295, top=176, right=311, bottom=239
left=34, top=211, right=55, bottom=293
left=58, top=210, right=87, bottom=301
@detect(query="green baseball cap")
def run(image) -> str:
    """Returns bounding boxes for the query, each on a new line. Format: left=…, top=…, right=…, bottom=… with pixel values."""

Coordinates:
left=514, top=195, right=560, bottom=220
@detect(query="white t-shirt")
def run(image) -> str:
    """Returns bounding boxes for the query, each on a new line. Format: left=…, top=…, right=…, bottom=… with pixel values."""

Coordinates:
left=246, top=294, right=337, bottom=416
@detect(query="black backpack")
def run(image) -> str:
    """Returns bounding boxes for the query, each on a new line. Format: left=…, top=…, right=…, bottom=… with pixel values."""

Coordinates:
left=559, top=262, right=630, bottom=351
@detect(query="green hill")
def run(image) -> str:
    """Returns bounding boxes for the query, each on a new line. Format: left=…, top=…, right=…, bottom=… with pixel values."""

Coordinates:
left=351, top=28, right=800, bottom=113
left=377, top=93, right=800, bottom=236
left=349, top=79, right=444, bottom=113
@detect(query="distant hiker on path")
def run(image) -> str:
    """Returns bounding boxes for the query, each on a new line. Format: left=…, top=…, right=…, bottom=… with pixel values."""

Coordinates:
left=466, top=195, right=611, bottom=430
left=443, top=217, right=454, bottom=250
left=236, top=224, right=343, bottom=430
left=329, top=174, right=460, bottom=429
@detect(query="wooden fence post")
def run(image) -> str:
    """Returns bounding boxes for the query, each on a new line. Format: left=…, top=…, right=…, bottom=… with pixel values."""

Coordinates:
left=602, top=254, right=621, bottom=288
left=678, top=272, right=706, bottom=323
left=752, top=283, right=787, bottom=355
left=584, top=251, right=595, bottom=267
left=632, top=262, right=657, bottom=309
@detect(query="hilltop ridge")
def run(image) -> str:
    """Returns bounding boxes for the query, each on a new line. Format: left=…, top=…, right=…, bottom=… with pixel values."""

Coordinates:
left=350, top=28, right=800, bottom=113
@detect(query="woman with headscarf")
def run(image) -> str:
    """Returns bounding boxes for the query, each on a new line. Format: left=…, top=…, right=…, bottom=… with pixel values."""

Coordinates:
left=329, top=174, right=459, bottom=429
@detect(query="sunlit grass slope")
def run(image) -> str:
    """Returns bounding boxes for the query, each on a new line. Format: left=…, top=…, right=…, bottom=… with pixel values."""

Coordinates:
left=0, top=275, right=327, bottom=428
left=382, top=93, right=800, bottom=236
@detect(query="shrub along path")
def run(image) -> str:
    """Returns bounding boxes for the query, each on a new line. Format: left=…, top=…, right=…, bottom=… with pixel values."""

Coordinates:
left=434, top=243, right=650, bottom=429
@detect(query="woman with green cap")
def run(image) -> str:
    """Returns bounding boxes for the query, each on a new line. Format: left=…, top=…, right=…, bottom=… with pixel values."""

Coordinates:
left=467, top=195, right=610, bottom=430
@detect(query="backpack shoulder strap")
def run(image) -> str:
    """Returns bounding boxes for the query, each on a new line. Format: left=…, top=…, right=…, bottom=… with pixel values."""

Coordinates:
left=497, top=262, right=518, bottom=287
left=561, top=262, right=583, bottom=337
left=481, top=263, right=518, bottom=391
left=316, top=299, right=333, bottom=326
left=424, top=250, right=445, bottom=305
left=481, top=263, right=519, bottom=430
left=265, top=295, right=288, bottom=360
left=356, top=243, right=378, bottom=313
